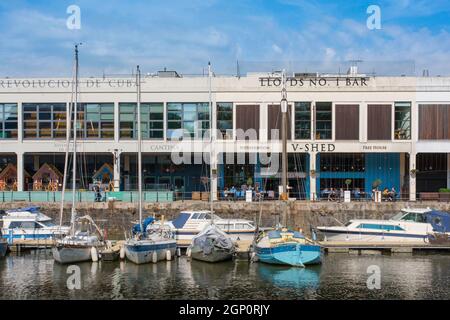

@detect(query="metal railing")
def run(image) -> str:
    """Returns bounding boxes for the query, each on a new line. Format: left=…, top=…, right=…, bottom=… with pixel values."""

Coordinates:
left=1, top=191, right=450, bottom=203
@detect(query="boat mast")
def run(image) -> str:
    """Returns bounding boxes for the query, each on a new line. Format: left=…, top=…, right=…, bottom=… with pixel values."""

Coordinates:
left=136, top=65, right=143, bottom=233
left=208, top=62, right=214, bottom=221
left=70, top=43, right=80, bottom=235
left=281, top=69, right=288, bottom=226
left=59, top=49, right=76, bottom=227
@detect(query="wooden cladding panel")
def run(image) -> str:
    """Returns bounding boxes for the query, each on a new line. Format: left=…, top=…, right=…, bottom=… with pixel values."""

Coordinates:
left=419, top=104, right=450, bottom=140
left=236, top=105, right=259, bottom=140
left=335, top=104, right=359, bottom=140
left=268, top=104, right=292, bottom=140
left=368, top=104, right=392, bottom=140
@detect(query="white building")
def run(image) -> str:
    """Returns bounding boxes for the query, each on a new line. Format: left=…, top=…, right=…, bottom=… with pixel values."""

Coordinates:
left=1, top=70, right=450, bottom=201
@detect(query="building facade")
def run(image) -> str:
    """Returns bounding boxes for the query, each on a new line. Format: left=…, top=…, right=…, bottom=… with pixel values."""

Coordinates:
left=1, top=72, right=450, bottom=201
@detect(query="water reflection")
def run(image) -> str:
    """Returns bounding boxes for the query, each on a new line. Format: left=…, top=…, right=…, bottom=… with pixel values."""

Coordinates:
left=257, top=264, right=320, bottom=290
left=1, top=251, right=450, bottom=299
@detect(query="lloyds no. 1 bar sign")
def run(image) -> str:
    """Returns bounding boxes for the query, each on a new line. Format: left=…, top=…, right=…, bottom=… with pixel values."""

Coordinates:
left=259, top=76, right=369, bottom=87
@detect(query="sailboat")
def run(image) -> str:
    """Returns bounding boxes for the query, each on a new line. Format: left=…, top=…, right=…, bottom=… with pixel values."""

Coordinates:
left=52, top=44, right=106, bottom=264
left=254, top=70, right=322, bottom=267
left=123, top=65, right=177, bottom=264
left=188, top=62, right=235, bottom=263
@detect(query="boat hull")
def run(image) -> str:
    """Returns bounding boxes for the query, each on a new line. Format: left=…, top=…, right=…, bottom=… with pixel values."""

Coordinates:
left=318, top=229, right=429, bottom=243
left=52, top=245, right=93, bottom=264
left=124, top=242, right=177, bottom=264
left=256, top=243, right=322, bottom=267
left=174, top=231, right=255, bottom=242
left=190, top=245, right=233, bottom=263
left=0, top=241, right=7, bottom=257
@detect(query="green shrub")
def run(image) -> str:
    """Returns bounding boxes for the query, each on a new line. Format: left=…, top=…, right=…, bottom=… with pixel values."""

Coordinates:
left=438, top=188, right=450, bottom=193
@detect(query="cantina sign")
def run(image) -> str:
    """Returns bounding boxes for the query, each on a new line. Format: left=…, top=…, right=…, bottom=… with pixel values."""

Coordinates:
left=259, top=77, right=368, bottom=87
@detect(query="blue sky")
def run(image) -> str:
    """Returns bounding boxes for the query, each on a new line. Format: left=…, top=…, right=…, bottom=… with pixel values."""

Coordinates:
left=1, top=0, right=450, bottom=76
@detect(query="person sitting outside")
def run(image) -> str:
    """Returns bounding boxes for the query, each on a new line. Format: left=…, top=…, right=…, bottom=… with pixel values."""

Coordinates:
left=382, top=188, right=389, bottom=201
left=388, top=187, right=397, bottom=201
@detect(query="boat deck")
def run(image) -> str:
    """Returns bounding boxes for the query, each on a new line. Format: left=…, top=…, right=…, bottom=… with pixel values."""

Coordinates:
left=320, top=241, right=450, bottom=254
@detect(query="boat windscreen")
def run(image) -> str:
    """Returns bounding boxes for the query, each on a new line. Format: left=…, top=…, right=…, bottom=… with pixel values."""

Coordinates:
left=40, top=221, right=56, bottom=227
left=390, top=212, right=405, bottom=220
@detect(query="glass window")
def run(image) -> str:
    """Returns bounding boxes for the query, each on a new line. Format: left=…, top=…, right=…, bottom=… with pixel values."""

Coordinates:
left=394, top=102, right=411, bottom=140
left=23, top=103, right=66, bottom=139
left=295, top=102, right=311, bottom=139
left=217, top=102, right=233, bottom=139
left=167, top=103, right=210, bottom=140
left=315, top=102, right=332, bottom=140
left=79, top=103, right=114, bottom=139
left=320, top=153, right=365, bottom=172
left=119, top=103, right=164, bottom=140
left=0, top=103, right=18, bottom=139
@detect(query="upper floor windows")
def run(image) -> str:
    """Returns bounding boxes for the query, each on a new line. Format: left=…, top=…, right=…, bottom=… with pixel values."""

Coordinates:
left=315, top=102, right=332, bottom=140
left=167, top=103, right=209, bottom=140
left=119, top=103, right=164, bottom=139
left=0, top=103, right=18, bottom=139
left=23, top=103, right=66, bottom=139
left=294, top=102, right=311, bottom=139
left=74, top=103, right=114, bottom=139
left=394, top=102, right=411, bottom=140
left=216, top=102, right=233, bottom=139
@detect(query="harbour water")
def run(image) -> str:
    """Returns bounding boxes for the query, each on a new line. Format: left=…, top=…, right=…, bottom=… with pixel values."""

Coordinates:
left=1, top=251, right=450, bottom=299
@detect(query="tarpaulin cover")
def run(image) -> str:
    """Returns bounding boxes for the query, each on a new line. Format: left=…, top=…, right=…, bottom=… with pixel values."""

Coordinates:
left=192, top=224, right=233, bottom=254
left=132, top=216, right=155, bottom=235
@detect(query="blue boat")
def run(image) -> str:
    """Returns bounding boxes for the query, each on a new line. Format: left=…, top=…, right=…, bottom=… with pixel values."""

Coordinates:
left=255, top=229, right=322, bottom=267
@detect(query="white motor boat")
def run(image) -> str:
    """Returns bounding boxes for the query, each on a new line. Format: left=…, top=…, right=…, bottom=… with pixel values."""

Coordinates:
left=317, top=207, right=450, bottom=244
left=1, top=206, right=70, bottom=242
left=148, top=210, right=259, bottom=242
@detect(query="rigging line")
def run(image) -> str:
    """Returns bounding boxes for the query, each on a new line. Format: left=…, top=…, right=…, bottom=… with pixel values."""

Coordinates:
left=59, top=68, right=75, bottom=227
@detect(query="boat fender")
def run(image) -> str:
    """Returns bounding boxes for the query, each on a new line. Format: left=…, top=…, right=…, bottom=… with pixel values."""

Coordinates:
left=119, top=246, right=125, bottom=259
left=166, top=250, right=172, bottom=261
left=186, top=247, right=191, bottom=258
left=176, top=247, right=181, bottom=257
left=152, top=251, right=158, bottom=263
left=91, top=247, right=99, bottom=262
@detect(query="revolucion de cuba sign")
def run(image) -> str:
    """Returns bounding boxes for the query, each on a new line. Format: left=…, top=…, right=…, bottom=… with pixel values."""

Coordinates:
left=0, top=79, right=136, bottom=89
left=259, top=76, right=369, bottom=87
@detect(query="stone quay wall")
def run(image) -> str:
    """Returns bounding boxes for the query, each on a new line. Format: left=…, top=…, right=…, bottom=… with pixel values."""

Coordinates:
left=1, top=200, right=447, bottom=239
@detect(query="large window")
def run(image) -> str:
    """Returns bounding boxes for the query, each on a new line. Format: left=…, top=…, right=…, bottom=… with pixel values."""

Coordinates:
left=71, top=103, right=114, bottom=139
left=320, top=153, right=365, bottom=172
left=119, top=103, right=164, bottom=139
left=23, top=103, right=66, bottom=139
left=294, top=102, right=311, bottom=139
left=394, top=102, right=411, bottom=140
left=216, top=102, right=233, bottom=139
left=0, top=103, right=18, bottom=139
left=315, top=102, right=332, bottom=140
left=167, top=103, right=209, bottom=140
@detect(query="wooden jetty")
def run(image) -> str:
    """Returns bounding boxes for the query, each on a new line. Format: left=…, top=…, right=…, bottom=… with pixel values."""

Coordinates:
left=7, top=239, right=54, bottom=252
left=101, top=240, right=124, bottom=261
left=319, top=241, right=450, bottom=255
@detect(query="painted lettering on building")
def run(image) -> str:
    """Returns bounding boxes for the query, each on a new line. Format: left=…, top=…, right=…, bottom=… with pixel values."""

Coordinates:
left=291, top=143, right=336, bottom=152
left=259, top=77, right=368, bottom=87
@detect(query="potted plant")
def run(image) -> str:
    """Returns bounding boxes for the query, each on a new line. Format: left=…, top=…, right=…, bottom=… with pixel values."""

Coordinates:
left=345, top=179, right=352, bottom=190
left=438, top=188, right=450, bottom=202
left=372, top=179, right=382, bottom=191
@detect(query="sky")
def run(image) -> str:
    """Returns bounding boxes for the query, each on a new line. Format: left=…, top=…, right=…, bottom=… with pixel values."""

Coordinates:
left=0, top=0, right=450, bottom=77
